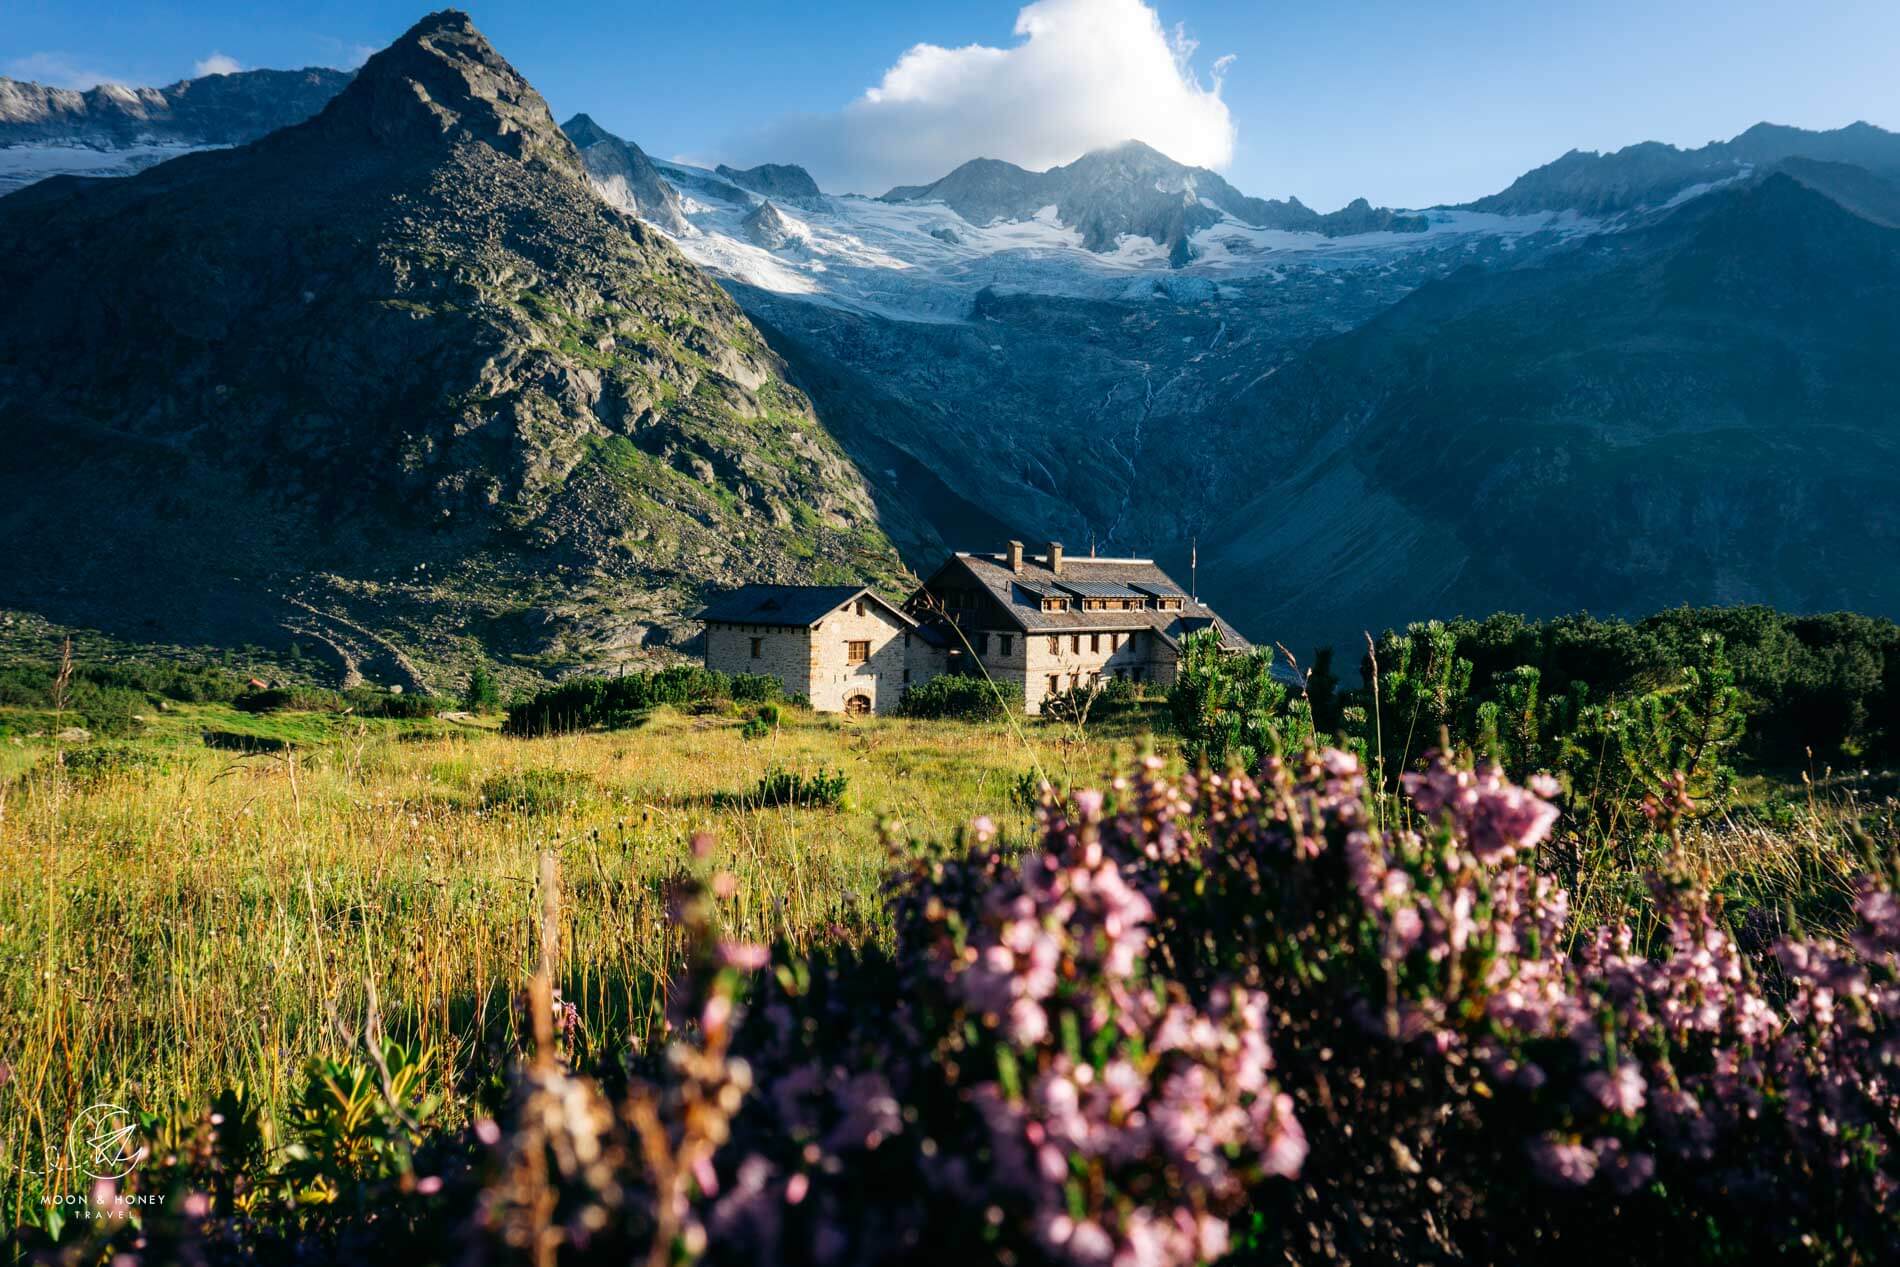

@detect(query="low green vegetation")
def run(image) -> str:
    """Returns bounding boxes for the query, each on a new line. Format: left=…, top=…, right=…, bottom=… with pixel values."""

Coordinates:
left=1171, top=605, right=1899, bottom=816
left=0, top=657, right=246, bottom=737
left=233, top=684, right=444, bottom=719
left=895, top=673, right=1024, bottom=720
left=752, top=764, right=849, bottom=808
left=501, top=665, right=783, bottom=737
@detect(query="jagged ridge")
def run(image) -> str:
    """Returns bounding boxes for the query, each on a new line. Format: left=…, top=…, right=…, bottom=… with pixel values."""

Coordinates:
left=0, top=66, right=350, bottom=147
left=882, top=140, right=1425, bottom=266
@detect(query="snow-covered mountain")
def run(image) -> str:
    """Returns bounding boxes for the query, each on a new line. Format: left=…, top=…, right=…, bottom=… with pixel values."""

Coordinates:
left=639, top=144, right=1597, bottom=323
left=0, top=67, right=349, bottom=194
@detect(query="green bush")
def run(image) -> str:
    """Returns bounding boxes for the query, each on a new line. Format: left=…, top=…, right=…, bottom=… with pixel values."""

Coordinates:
left=478, top=768, right=596, bottom=813
left=753, top=766, right=848, bottom=808
left=233, top=686, right=343, bottom=714
left=1360, top=606, right=1900, bottom=767
left=346, top=689, right=442, bottom=720
left=22, top=744, right=169, bottom=785
left=740, top=703, right=781, bottom=742
left=728, top=673, right=784, bottom=704
left=503, top=667, right=782, bottom=737
left=463, top=663, right=502, bottom=713
left=1168, top=630, right=1313, bottom=770
left=0, top=659, right=247, bottom=738
left=895, top=674, right=1023, bottom=720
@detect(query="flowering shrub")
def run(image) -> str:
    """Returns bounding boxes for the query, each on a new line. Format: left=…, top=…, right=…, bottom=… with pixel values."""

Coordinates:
left=19, top=750, right=1900, bottom=1266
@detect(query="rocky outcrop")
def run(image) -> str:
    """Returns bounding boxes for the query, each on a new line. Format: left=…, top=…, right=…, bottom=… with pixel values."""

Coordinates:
left=740, top=199, right=804, bottom=249
left=0, top=10, right=909, bottom=681
left=562, top=112, right=689, bottom=233
left=716, top=161, right=820, bottom=200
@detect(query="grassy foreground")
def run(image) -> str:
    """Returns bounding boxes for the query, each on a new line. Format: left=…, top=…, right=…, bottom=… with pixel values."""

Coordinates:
left=0, top=699, right=1139, bottom=1206
left=3, top=663, right=1893, bottom=1253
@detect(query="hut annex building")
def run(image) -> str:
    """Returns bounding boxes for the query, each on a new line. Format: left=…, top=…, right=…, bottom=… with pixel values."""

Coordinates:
left=698, top=541, right=1249, bottom=716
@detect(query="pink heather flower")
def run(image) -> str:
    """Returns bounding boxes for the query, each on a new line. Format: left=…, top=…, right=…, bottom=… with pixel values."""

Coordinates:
left=1008, top=998, right=1050, bottom=1045
left=1066, top=1219, right=1115, bottom=1263
left=1260, top=1092, right=1309, bottom=1178
left=1594, top=1139, right=1658, bottom=1195
left=1529, top=1136, right=1599, bottom=1187
left=1321, top=748, right=1360, bottom=777
left=1584, top=1064, right=1647, bottom=1116
left=719, top=941, right=770, bottom=971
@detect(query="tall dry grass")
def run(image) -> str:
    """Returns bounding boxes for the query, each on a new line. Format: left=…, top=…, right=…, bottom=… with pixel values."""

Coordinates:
left=2, top=695, right=1885, bottom=1226
left=0, top=705, right=1129, bottom=1214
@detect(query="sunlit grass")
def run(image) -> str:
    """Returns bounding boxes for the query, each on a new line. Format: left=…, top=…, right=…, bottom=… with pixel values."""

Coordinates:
left=2, top=692, right=1886, bottom=1225
left=0, top=701, right=1142, bottom=1201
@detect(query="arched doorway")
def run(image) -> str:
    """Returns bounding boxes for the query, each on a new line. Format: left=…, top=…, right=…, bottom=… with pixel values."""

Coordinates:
left=844, top=693, right=872, bottom=717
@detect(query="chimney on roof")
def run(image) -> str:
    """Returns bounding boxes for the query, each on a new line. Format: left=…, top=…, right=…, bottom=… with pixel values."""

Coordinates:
left=1046, top=541, right=1064, bottom=575
left=1007, top=540, right=1023, bottom=573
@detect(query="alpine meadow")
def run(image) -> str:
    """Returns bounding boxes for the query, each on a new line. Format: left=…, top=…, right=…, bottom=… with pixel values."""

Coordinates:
left=2, top=4, right=1899, bottom=1265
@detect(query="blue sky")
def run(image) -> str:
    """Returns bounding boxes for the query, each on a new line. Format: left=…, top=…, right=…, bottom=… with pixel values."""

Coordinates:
left=7, top=0, right=1897, bottom=208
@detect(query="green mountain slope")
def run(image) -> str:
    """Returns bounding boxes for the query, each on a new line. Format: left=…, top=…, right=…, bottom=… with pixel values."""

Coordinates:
left=0, top=11, right=909, bottom=686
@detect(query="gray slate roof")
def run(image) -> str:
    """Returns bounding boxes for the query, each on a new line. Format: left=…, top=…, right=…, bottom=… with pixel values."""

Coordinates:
left=696, top=584, right=915, bottom=628
left=920, top=552, right=1251, bottom=649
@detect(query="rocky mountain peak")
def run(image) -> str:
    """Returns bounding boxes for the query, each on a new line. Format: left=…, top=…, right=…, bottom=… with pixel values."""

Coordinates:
left=561, top=111, right=615, bottom=149
left=0, top=8, right=907, bottom=679
left=309, top=9, right=580, bottom=176
left=716, top=161, right=822, bottom=201
left=741, top=199, right=805, bottom=249
left=1070, top=139, right=1176, bottom=173
left=559, top=111, right=690, bottom=232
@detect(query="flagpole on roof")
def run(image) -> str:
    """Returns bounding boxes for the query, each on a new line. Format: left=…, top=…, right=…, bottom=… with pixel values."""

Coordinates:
left=1190, top=536, right=1198, bottom=602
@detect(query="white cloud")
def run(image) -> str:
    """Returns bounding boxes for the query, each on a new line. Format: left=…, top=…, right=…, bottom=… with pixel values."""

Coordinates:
left=4, top=51, right=119, bottom=90
left=728, top=0, right=1236, bottom=194
left=192, top=52, right=242, bottom=78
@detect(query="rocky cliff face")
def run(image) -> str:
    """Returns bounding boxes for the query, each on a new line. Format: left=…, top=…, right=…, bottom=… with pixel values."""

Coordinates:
left=716, top=161, right=821, bottom=201
left=0, top=10, right=912, bottom=685
left=0, top=65, right=353, bottom=195
left=563, top=112, right=690, bottom=233
left=0, top=66, right=350, bottom=146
